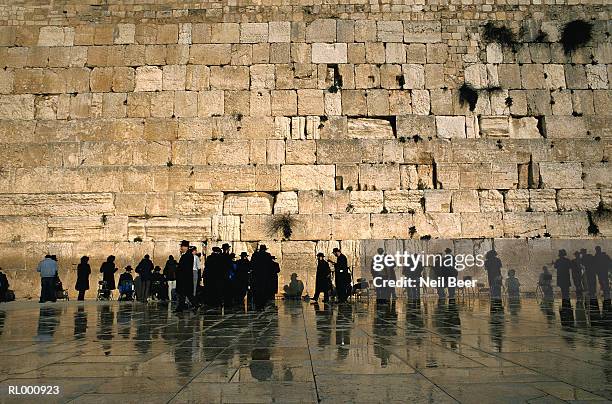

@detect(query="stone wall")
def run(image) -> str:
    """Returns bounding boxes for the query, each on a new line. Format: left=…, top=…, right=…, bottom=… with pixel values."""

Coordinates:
left=0, top=0, right=610, bottom=298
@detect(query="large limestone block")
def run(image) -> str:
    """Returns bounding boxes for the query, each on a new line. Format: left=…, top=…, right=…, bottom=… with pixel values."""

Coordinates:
left=174, top=191, right=224, bottom=216
left=281, top=165, right=335, bottom=191
left=479, top=190, right=504, bottom=212
left=413, top=212, right=461, bottom=238
left=370, top=213, right=413, bottom=239
left=0, top=94, right=35, bottom=119
left=305, top=19, right=336, bottom=43
left=274, top=192, right=299, bottom=214
left=424, top=190, right=452, bottom=212
left=383, top=190, right=423, bottom=213
left=359, top=164, right=400, bottom=191
left=240, top=23, right=268, bottom=43
left=212, top=215, right=240, bottom=241
left=545, top=212, right=589, bottom=237
left=223, top=192, right=274, bottom=215
left=451, top=190, right=480, bottom=213
left=583, top=163, right=611, bottom=189
left=210, top=66, right=249, bottom=90
left=349, top=191, right=383, bottom=213
left=502, top=212, right=547, bottom=237
left=557, top=189, right=600, bottom=211
left=544, top=116, right=587, bottom=138
left=479, top=116, right=509, bottom=137
left=403, top=21, right=442, bottom=43
left=193, top=165, right=280, bottom=192
left=298, top=190, right=349, bottom=214
left=316, top=139, right=361, bottom=164
left=189, top=44, right=232, bottom=65
left=504, top=189, right=530, bottom=212
left=128, top=217, right=212, bottom=242
left=332, top=214, right=371, bottom=240
left=509, top=117, right=541, bottom=139
left=0, top=193, right=114, bottom=216
left=38, top=26, right=74, bottom=46
left=134, top=66, right=162, bottom=91
left=47, top=216, right=127, bottom=242
left=268, top=22, right=291, bottom=43
left=461, top=212, right=503, bottom=238
left=396, top=115, right=436, bottom=139
left=436, top=116, right=466, bottom=139
left=0, top=217, right=47, bottom=242
left=539, top=162, right=583, bottom=189
left=286, top=140, right=316, bottom=164
left=347, top=118, right=394, bottom=139
left=290, top=214, right=333, bottom=240
left=311, top=43, right=347, bottom=64
left=530, top=189, right=557, bottom=212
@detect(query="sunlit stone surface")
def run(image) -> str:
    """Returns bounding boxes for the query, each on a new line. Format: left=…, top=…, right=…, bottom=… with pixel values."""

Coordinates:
left=0, top=298, right=610, bottom=403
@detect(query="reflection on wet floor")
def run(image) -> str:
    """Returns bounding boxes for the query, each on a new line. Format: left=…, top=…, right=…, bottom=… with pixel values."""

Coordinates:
left=0, top=297, right=610, bottom=403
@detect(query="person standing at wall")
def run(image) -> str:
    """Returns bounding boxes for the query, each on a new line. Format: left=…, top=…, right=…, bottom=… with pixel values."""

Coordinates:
left=0, top=268, right=10, bottom=302
left=191, top=247, right=201, bottom=297
left=484, top=250, right=503, bottom=300
left=135, top=254, right=154, bottom=303
left=593, top=246, right=611, bottom=305
left=100, top=256, right=117, bottom=300
left=554, top=249, right=572, bottom=306
left=332, top=248, right=351, bottom=303
left=570, top=251, right=584, bottom=299
left=233, top=252, right=251, bottom=305
left=313, top=253, right=331, bottom=303
left=37, top=255, right=58, bottom=303
left=163, top=255, right=178, bottom=302
left=75, top=256, right=91, bottom=301
left=175, top=240, right=198, bottom=313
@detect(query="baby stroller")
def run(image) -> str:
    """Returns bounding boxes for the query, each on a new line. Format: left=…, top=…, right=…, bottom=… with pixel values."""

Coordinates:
left=118, top=279, right=134, bottom=301
left=55, top=276, right=69, bottom=301
left=96, top=280, right=112, bottom=301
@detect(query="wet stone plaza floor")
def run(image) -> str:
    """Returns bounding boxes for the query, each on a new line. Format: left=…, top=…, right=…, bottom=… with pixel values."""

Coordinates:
left=0, top=298, right=611, bottom=404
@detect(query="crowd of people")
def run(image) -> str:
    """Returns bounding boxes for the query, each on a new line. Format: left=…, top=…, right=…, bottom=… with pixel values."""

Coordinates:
left=2, top=242, right=610, bottom=311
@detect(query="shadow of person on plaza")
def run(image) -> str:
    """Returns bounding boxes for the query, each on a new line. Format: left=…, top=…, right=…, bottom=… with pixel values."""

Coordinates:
left=73, top=306, right=87, bottom=340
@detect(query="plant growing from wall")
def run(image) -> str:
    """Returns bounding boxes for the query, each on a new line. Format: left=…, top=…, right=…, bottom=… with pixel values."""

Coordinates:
left=483, top=22, right=516, bottom=46
left=267, top=213, right=298, bottom=239
left=459, top=83, right=479, bottom=111
left=560, top=19, right=593, bottom=54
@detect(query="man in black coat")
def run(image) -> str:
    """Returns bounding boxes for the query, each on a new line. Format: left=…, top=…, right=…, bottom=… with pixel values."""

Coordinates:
left=332, top=248, right=351, bottom=303
left=593, top=246, right=611, bottom=303
left=251, top=245, right=273, bottom=308
left=135, top=254, right=154, bottom=303
left=570, top=251, right=584, bottom=299
left=204, top=247, right=225, bottom=307
left=175, top=240, right=198, bottom=313
left=0, top=268, right=9, bottom=302
left=313, top=253, right=331, bottom=303
left=554, top=249, right=572, bottom=304
left=221, top=243, right=234, bottom=306
left=234, top=252, right=250, bottom=305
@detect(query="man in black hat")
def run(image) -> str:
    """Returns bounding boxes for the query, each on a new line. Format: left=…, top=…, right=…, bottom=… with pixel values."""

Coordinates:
left=221, top=243, right=234, bottom=306
left=332, top=248, right=351, bottom=303
left=233, top=252, right=250, bottom=305
left=593, top=246, right=611, bottom=305
left=176, top=240, right=198, bottom=312
left=251, top=244, right=273, bottom=308
left=270, top=256, right=280, bottom=300
left=118, top=266, right=134, bottom=301
left=313, top=253, right=331, bottom=303
left=203, top=246, right=224, bottom=306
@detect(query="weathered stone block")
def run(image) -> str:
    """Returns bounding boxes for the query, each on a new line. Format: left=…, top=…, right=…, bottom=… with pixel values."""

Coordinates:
left=545, top=212, right=589, bottom=237
left=370, top=213, right=412, bottom=239
left=47, top=216, right=127, bottom=242
left=134, top=66, right=162, bottom=91
left=539, top=162, right=583, bottom=188
left=359, top=164, right=400, bottom=190
left=297, top=89, right=324, bottom=115
left=332, top=214, right=371, bottom=240
left=274, top=192, right=299, bottom=214
left=349, top=191, right=383, bottom=213
left=583, top=163, right=611, bottom=189
left=383, top=190, right=423, bottom=213
left=210, top=66, right=249, bottom=90
left=298, top=190, right=349, bottom=214
left=424, top=190, right=451, bottom=212
left=436, top=116, right=466, bottom=139
left=530, top=189, right=557, bottom=212
left=223, top=192, right=273, bottom=215
left=503, top=212, right=547, bottom=237
left=306, top=19, right=336, bottom=43
left=189, top=44, right=231, bottom=65
left=0, top=94, right=35, bottom=120
left=128, top=217, right=212, bottom=241
left=311, top=43, right=347, bottom=64
left=403, top=21, right=441, bottom=43
left=451, top=190, right=480, bottom=213
left=461, top=213, right=503, bottom=238
left=281, top=165, right=335, bottom=191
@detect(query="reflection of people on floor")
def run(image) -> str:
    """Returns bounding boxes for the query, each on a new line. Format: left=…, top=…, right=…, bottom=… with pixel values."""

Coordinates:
left=593, top=246, right=611, bottom=304
left=404, top=259, right=423, bottom=302
left=489, top=305, right=505, bottom=352
left=331, top=248, right=351, bottom=303
left=313, top=301, right=332, bottom=347
left=73, top=306, right=87, bottom=339
left=336, top=303, right=352, bottom=360
left=36, top=306, right=60, bottom=341
left=581, top=248, right=597, bottom=300
left=282, top=273, right=304, bottom=299
left=97, top=304, right=114, bottom=355
left=538, top=266, right=554, bottom=301
left=373, top=300, right=397, bottom=367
